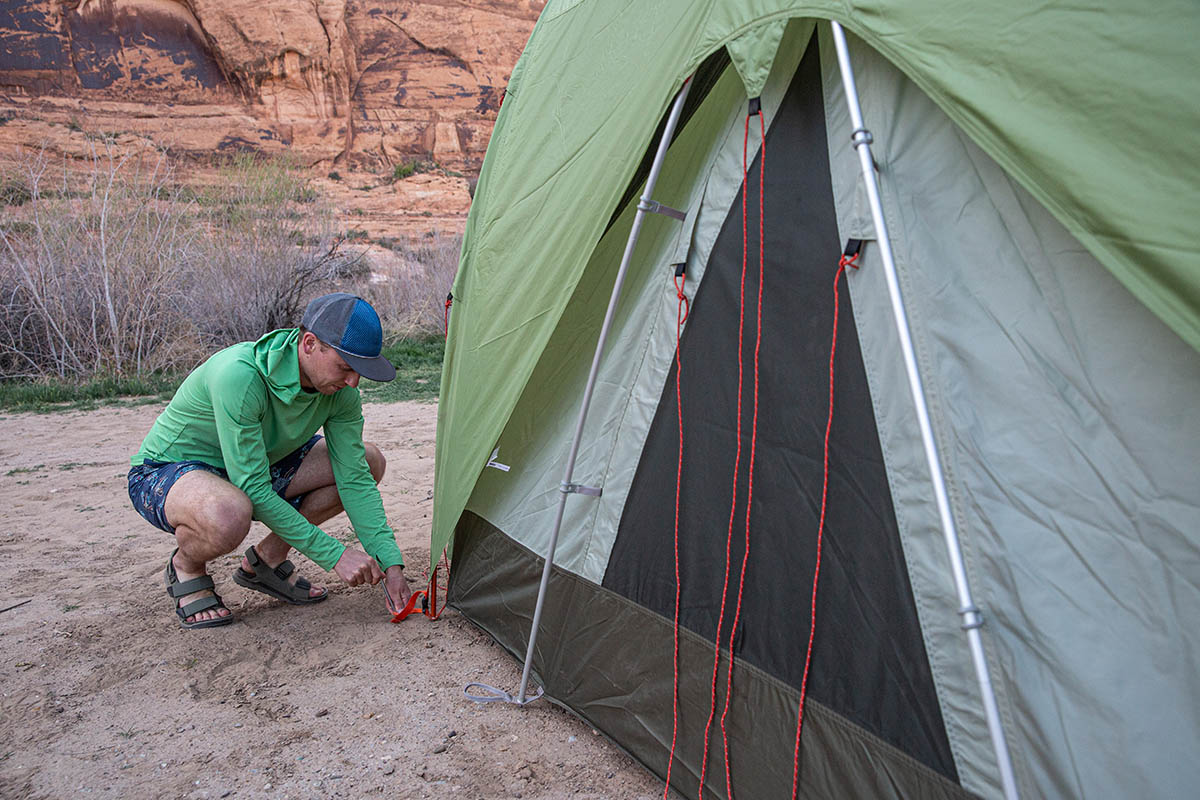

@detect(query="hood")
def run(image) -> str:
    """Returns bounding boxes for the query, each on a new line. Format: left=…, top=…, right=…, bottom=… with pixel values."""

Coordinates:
left=252, top=328, right=303, bottom=402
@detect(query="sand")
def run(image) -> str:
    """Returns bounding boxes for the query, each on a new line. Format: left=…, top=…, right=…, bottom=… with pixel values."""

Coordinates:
left=0, top=401, right=663, bottom=800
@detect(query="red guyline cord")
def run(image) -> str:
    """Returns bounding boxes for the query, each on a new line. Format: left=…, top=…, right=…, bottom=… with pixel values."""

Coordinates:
left=662, top=267, right=691, bottom=799
left=720, top=106, right=765, bottom=800
left=697, top=105, right=764, bottom=800
left=696, top=111, right=750, bottom=799
left=790, top=250, right=859, bottom=797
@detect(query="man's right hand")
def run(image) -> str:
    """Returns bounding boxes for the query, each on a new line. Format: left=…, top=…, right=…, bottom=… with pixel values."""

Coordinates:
left=333, top=548, right=385, bottom=586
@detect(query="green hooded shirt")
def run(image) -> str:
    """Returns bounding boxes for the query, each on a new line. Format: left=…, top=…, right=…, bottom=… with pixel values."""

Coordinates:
left=133, top=328, right=403, bottom=571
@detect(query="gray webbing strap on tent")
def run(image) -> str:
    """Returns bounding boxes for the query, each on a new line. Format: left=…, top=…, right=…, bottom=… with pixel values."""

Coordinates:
left=560, top=481, right=603, bottom=497
left=463, top=75, right=695, bottom=708
left=639, top=198, right=687, bottom=220
left=829, top=21, right=1020, bottom=800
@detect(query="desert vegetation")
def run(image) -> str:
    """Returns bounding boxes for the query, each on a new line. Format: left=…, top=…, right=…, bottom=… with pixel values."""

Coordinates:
left=0, top=146, right=459, bottom=390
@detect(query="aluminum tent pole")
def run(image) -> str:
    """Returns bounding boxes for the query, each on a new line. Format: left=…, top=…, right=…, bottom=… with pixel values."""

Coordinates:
left=511, top=76, right=694, bottom=705
left=828, top=21, right=1019, bottom=800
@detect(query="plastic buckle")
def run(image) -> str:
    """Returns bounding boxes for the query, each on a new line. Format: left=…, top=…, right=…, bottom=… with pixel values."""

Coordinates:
left=385, top=584, right=427, bottom=623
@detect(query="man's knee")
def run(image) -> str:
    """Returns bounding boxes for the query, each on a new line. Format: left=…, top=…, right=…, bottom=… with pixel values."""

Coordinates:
left=364, top=442, right=386, bottom=483
left=196, top=493, right=253, bottom=546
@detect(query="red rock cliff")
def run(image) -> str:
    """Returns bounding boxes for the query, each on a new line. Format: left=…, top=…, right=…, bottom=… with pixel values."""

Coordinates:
left=0, top=0, right=541, bottom=172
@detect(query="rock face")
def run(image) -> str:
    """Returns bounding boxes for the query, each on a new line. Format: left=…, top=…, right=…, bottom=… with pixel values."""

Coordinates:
left=0, top=0, right=541, bottom=172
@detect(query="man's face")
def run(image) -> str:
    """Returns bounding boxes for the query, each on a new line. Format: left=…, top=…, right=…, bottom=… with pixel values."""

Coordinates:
left=300, top=333, right=361, bottom=394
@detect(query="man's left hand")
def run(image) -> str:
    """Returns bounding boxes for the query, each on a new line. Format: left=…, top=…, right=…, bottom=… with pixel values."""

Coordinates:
left=384, top=564, right=412, bottom=612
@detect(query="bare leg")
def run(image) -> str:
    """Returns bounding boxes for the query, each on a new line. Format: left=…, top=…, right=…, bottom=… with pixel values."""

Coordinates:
left=245, top=440, right=387, bottom=595
left=164, top=470, right=253, bottom=623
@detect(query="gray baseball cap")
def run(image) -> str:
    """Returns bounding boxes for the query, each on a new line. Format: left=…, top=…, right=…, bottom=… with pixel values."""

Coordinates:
left=300, top=293, right=396, bottom=382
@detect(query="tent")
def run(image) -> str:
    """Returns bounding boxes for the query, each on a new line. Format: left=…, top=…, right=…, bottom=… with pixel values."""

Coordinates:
left=430, top=3, right=1200, bottom=798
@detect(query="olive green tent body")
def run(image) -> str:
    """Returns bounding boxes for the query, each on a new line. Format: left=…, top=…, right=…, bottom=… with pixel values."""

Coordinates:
left=435, top=0, right=1200, bottom=568
left=429, top=3, right=1200, bottom=799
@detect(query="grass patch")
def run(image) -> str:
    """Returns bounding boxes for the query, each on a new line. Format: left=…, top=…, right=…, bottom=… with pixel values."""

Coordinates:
left=361, top=336, right=444, bottom=403
left=60, top=461, right=103, bottom=471
left=0, top=335, right=444, bottom=412
left=0, top=373, right=180, bottom=413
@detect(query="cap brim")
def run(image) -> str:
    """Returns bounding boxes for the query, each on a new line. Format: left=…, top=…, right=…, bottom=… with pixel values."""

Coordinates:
left=335, top=348, right=396, bottom=382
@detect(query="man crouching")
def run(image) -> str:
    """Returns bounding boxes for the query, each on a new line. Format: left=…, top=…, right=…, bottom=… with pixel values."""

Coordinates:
left=127, top=292, right=412, bottom=628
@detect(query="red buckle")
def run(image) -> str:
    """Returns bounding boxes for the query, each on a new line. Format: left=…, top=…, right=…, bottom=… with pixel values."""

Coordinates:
left=386, top=585, right=425, bottom=623
left=385, top=558, right=448, bottom=622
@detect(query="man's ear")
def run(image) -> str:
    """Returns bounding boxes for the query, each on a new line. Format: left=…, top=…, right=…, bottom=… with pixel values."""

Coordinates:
left=300, top=331, right=318, bottom=354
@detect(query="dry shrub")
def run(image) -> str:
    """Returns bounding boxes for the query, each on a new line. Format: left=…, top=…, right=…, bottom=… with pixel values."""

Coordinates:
left=354, top=232, right=461, bottom=340
left=182, top=153, right=362, bottom=347
left=0, top=147, right=200, bottom=378
left=0, top=147, right=357, bottom=380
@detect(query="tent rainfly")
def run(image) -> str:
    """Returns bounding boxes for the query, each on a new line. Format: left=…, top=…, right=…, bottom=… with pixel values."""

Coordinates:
left=429, top=3, right=1200, bottom=798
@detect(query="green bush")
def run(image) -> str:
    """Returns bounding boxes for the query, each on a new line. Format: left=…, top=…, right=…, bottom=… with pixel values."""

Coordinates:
left=390, top=159, right=446, bottom=182
left=392, top=161, right=418, bottom=181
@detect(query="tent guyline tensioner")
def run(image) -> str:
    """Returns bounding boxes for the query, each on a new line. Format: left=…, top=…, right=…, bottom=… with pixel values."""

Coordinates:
left=463, top=75, right=696, bottom=709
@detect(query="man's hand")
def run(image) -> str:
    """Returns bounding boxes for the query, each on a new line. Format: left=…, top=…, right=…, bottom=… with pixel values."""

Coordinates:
left=384, top=564, right=412, bottom=612
left=333, top=548, right=385, bottom=586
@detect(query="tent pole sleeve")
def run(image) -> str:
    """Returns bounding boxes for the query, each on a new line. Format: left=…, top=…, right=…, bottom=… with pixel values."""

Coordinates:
left=829, top=21, right=1020, bottom=800
left=516, top=76, right=695, bottom=704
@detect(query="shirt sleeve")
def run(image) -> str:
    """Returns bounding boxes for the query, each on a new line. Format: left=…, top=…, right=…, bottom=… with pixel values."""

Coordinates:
left=209, top=363, right=348, bottom=571
left=324, top=388, right=405, bottom=570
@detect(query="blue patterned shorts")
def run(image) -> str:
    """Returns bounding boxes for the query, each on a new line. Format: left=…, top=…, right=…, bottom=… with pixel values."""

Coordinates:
left=127, top=435, right=322, bottom=533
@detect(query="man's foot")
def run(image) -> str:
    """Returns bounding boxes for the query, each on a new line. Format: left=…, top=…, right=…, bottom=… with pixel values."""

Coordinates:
left=165, top=549, right=233, bottom=628
left=233, top=546, right=328, bottom=605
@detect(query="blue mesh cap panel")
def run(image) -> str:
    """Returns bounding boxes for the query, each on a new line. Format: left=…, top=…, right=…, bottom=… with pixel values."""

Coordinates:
left=340, top=299, right=382, bottom=357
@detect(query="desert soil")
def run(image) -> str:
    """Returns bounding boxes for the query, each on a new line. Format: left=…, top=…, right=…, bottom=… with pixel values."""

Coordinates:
left=0, top=401, right=664, bottom=800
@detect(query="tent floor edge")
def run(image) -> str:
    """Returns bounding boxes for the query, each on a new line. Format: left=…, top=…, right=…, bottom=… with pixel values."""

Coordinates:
left=448, top=511, right=978, bottom=800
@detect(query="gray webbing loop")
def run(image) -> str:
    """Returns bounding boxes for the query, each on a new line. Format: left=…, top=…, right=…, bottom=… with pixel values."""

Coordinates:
left=464, top=682, right=545, bottom=705
left=560, top=481, right=602, bottom=497
left=637, top=198, right=686, bottom=221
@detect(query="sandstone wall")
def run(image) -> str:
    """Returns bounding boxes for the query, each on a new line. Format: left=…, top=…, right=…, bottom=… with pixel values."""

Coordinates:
left=0, top=0, right=541, bottom=172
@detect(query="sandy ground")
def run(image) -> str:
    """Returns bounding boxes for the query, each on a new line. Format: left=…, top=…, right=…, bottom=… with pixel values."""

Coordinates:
left=0, top=401, right=664, bottom=800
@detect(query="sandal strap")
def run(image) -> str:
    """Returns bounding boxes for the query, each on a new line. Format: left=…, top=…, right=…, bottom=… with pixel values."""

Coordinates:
left=234, top=550, right=319, bottom=602
left=244, top=546, right=264, bottom=569
left=168, top=574, right=216, bottom=598
left=179, top=594, right=223, bottom=618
